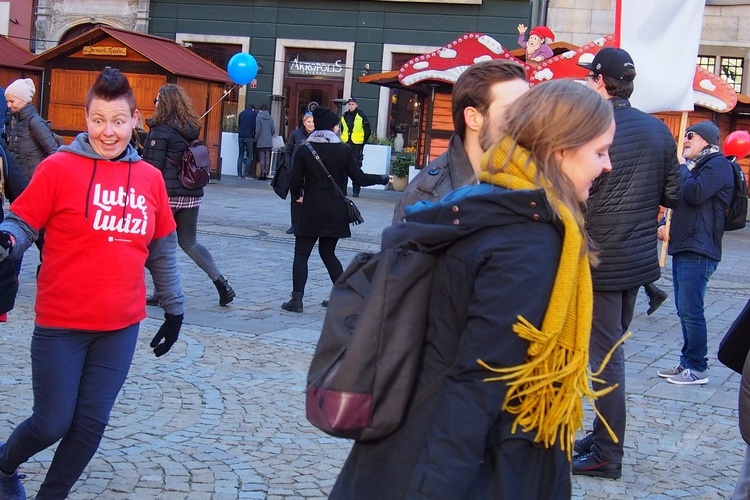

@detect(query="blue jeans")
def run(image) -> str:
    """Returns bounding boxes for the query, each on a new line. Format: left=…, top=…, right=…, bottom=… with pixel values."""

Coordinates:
left=237, top=138, right=254, bottom=177
left=672, top=252, right=718, bottom=372
left=0, top=324, right=139, bottom=499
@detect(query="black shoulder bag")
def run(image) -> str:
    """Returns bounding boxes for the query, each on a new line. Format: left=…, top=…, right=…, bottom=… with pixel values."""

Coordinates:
left=305, top=142, right=364, bottom=225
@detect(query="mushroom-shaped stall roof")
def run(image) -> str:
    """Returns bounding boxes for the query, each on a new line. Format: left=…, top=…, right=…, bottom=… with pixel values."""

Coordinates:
left=25, top=26, right=229, bottom=84
left=362, top=32, right=737, bottom=114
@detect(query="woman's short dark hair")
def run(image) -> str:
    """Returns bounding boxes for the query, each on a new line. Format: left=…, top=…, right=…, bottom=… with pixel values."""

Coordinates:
left=85, top=67, right=136, bottom=113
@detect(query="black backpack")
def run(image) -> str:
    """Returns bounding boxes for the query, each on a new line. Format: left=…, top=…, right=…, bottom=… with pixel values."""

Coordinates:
left=725, top=159, right=748, bottom=231
left=306, top=237, right=450, bottom=441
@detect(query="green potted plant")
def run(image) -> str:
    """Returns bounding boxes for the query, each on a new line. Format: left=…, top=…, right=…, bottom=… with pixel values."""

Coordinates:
left=390, top=152, right=413, bottom=191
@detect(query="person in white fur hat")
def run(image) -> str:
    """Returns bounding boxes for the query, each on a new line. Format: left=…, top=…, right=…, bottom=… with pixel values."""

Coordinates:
left=5, top=78, right=58, bottom=180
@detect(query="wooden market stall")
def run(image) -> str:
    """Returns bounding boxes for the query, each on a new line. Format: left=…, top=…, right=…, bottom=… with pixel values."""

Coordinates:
left=25, top=26, right=231, bottom=178
left=0, top=35, right=43, bottom=110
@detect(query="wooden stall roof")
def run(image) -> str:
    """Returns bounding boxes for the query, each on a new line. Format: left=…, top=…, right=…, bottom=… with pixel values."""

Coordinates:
left=25, top=26, right=229, bottom=83
left=0, top=35, right=42, bottom=71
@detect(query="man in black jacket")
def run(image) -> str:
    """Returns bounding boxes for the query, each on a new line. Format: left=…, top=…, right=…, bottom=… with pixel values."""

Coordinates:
left=572, top=48, right=682, bottom=479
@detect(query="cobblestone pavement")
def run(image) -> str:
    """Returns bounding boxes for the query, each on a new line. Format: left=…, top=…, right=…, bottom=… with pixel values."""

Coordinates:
left=1, top=177, right=749, bottom=499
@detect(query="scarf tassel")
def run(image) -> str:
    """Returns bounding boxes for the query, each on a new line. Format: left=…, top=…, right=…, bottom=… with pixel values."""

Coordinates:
left=477, top=319, right=631, bottom=459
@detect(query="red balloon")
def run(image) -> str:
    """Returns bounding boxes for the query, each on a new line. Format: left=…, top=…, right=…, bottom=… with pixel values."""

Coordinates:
left=724, top=130, right=750, bottom=158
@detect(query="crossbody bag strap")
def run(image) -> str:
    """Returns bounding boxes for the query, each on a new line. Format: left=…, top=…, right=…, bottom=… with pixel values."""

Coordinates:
left=305, top=142, right=347, bottom=201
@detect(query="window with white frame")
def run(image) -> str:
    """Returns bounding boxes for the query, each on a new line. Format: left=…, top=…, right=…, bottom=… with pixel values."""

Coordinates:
left=698, top=55, right=743, bottom=93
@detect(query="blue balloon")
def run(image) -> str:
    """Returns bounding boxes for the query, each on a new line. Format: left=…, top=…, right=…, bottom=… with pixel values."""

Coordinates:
left=227, top=53, right=258, bottom=85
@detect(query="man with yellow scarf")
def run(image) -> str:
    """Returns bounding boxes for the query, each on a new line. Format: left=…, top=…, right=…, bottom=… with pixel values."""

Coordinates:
left=329, top=80, right=615, bottom=499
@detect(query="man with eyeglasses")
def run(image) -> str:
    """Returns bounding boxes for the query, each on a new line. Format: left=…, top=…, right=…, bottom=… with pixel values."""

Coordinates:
left=572, top=47, right=683, bottom=480
left=656, top=121, right=733, bottom=386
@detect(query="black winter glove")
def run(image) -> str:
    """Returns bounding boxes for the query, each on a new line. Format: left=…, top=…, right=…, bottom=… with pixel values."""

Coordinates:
left=150, top=313, right=183, bottom=357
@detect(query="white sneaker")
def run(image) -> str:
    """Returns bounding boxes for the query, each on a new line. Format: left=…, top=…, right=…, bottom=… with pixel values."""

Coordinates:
left=667, top=368, right=708, bottom=385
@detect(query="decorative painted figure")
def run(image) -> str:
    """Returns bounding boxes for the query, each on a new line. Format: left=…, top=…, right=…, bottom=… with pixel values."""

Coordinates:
left=518, top=24, right=555, bottom=62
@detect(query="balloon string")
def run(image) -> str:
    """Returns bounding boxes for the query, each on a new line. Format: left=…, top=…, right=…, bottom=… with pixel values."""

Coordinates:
left=200, top=84, right=237, bottom=120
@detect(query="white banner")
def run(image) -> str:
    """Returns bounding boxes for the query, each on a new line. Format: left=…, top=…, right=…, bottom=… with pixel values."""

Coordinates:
left=619, top=0, right=706, bottom=113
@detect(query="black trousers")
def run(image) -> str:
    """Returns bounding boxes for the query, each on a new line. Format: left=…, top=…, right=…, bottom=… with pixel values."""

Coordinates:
left=292, top=236, right=342, bottom=293
left=589, top=287, right=638, bottom=463
left=349, top=143, right=364, bottom=194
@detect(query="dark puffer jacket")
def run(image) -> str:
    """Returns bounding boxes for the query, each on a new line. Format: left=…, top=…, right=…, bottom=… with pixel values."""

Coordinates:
left=143, top=121, right=203, bottom=198
left=7, top=103, right=58, bottom=180
left=586, top=97, right=682, bottom=292
left=667, top=151, right=733, bottom=261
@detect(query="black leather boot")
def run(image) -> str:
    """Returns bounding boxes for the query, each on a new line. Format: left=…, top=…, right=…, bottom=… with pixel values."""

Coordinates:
left=213, top=275, right=236, bottom=306
left=644, top=282, right=667, bottom=315
left=282, top=291, right=304, bottom=312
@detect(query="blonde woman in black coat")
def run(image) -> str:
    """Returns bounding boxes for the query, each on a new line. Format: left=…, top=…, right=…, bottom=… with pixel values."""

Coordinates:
left=282, top=106, right=390, bottom=312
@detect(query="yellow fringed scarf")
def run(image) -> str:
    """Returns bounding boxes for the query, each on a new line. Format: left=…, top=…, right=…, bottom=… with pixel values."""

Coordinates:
left=476, top=137, right=619, bottom=458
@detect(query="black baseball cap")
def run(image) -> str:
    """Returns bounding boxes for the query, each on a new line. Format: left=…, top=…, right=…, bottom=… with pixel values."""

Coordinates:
left=347, top=97, right=357, bottom=103
left=578, top=47, right=636, bottom=81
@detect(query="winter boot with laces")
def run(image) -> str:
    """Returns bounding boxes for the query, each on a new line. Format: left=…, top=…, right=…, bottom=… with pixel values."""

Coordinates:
left=213, top=275, right=236, bottom=306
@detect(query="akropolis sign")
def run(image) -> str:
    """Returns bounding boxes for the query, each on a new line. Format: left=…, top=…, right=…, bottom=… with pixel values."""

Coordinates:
left=288, top=57, right=344, bottom=78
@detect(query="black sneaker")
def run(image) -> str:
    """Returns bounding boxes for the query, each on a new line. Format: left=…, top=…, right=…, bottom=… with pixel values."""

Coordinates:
left=285, top=226, right=295, bottom=234
left=571, top=451, right=622, bottom=479
left=574, top=433, right=594, bottom=455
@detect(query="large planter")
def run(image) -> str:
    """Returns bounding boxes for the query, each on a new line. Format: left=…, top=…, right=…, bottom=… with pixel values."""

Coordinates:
left=391, top=175, right=408, bottom=192
left=353, top=144, right=391, bottom=191
left=220, top=132, right=239, bottom=178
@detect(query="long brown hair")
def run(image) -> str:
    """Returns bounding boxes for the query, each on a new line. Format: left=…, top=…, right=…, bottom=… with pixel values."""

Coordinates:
left=488, top=80, right=613, bottom=256
left=147, top=84, right=201, bottom=131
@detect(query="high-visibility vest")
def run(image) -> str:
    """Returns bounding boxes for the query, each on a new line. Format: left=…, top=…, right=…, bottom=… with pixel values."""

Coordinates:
left=341, top=113, right=366, bottom=144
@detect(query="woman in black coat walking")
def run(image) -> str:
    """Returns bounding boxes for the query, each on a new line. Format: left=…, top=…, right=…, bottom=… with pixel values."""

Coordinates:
left=282, top=106, right=390, bottom=312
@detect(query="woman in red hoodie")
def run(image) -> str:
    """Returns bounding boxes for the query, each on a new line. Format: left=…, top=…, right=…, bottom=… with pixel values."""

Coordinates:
left=0, top=68, right=183, bottom=499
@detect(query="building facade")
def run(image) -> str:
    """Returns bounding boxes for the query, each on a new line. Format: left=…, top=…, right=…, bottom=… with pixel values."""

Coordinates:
left=547, top=0, right=750, bottom=95
left=5, top=0, right=750, bottom=154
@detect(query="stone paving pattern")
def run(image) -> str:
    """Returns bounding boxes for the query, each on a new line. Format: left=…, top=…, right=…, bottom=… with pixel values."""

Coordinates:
left=1, top=178, right=749, bottom=499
